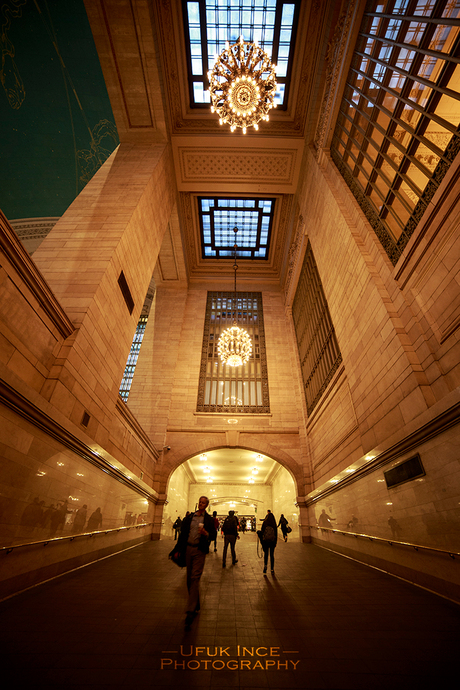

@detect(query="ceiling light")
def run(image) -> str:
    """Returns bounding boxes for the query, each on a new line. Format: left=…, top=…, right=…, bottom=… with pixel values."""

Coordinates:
left=200, top=454, right=207, bottom=462
left=217, top=227, right=252, bottom=367
left=256, top=454, right=263, bottom=462
left=206, top=477, right=213, bottom=483
left=248, top=478, right=255, bottom=484
left=252, top=467, right=259, bottom=474
left=209, top=36, right=277, bottom=134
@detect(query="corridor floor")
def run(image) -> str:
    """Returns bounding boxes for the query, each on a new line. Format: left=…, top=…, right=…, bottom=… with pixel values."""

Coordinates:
left=0, top=534, right=458, bottom=689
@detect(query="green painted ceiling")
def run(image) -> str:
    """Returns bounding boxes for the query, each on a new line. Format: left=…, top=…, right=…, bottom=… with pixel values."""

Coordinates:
left=0, top=0, right=119, bottom=221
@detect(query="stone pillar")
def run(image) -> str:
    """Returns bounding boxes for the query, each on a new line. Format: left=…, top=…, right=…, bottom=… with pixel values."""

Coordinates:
left=32, top=143, right=175, bottom=441
left=297, top=500, right=311, bottom=543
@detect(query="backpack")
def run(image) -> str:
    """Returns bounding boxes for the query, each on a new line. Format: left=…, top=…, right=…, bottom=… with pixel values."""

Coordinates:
left=222, top=515, right=237, bottom=535
left=263, top=525, right=276, bottom=542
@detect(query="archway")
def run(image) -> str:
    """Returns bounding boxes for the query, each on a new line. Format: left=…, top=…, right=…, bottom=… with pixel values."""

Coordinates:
left=160, top=447, right=299, bottom=540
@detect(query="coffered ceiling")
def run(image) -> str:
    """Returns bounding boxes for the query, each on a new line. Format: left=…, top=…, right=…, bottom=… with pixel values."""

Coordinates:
left=84, top=0, right=349, bottom=287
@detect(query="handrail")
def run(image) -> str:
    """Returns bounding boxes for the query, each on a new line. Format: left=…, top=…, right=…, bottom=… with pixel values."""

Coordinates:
left=309, top=524, right=459, bottom=560
left=1, top=522, right=153, bottom=554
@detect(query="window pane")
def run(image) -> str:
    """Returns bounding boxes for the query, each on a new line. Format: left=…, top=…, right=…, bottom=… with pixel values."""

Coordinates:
left=405, top=162, right=430, bottom=193
left=331, top=0, right=460, bottom=263
left=184, top=0, right=300, bottom=107
left=198, top=292, right=269, bottom=413
left=437, top=92, right=460, bottom=126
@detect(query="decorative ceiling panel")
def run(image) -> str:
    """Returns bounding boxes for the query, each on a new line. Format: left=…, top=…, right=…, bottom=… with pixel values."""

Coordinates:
left=173, top=138, right=303, bottom=192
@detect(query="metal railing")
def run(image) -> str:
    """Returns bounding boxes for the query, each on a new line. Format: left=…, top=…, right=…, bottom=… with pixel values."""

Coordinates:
left=309, top=525, right=459, bottom=560
left=1, top=522, right=153, bottom=554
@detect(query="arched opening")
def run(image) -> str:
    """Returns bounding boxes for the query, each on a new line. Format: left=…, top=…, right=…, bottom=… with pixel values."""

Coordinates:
left=160, top=448, right=298, bottom=540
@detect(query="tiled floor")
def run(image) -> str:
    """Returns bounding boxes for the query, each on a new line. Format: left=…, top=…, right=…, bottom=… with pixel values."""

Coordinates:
left=0, top=534, right=458, bottom=689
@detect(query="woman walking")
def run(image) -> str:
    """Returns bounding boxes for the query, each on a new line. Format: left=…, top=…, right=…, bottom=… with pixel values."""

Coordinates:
left=261, top=509, right=277, bottom=574
left=278, top=513, right=289, bottom=541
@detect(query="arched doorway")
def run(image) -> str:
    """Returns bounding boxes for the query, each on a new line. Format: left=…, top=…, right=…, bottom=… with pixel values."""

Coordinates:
left=161, top=448, right=299, bottom=540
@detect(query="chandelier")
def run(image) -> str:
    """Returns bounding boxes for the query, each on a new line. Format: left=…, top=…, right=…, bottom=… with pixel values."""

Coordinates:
left=208, top=37, right=277, bottom=134
left=217, top=227, right=252, bottom=367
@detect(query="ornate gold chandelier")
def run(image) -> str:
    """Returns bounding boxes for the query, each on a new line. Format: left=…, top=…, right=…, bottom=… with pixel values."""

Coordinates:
left=208, top=37, right=277, bottom=134
left=217, top=228, right=252, bottom=367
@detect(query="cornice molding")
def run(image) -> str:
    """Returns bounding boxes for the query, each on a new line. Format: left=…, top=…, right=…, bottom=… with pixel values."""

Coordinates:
left=284, top=213, right=306, bottom=304
left=0, top=211, right=74, bottom=339
left=9, top=216, right=59, bottom=241
left=116, top=396, right=160, bottom=460
left=313, top=0, right=360, bottom=158
left=306, top=400, right=460, bottom=506
left=0, top=377, right=159, bottom=503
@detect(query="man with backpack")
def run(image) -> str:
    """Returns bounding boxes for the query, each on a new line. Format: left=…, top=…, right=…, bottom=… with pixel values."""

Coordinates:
left=173, top=516, right=182, bottom=539
left=222, top=510, right=239, bottom=567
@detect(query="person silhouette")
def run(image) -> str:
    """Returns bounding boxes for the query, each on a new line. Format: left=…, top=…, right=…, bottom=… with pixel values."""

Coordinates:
left=261, top=509, right=278, bottom=574
left=72, top=504, right=88, bottom=534
left=87, top=507, right=102, bottom=531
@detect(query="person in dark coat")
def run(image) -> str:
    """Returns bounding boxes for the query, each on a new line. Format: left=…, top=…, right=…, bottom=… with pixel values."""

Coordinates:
left=174, top=496, right=216, bottom=628
left=87, top=507, right=102, bottom=531
left=173, top=516, right=182, bottom=539
left=278, top=513, right=289, bottom=542
left=72, top=504, right=88, bottom=534
left=222, top=510, right=239, bottom=567
left=20, top=497, right=43, bottom=537
left=261, top=509, right=278, bottom=574
left=211, top=510, right=219, bottom=552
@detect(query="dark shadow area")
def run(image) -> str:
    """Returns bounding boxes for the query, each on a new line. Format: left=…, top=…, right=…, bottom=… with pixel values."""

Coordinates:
left=0, top=535, right=458, bottom=689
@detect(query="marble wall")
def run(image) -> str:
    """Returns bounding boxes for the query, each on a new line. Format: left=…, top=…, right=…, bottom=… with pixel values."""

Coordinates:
left=161, top=463, right=192, bottom=538
left=309, top=422, right=460, bottom=551
left=0, top=402, right=155, bottom=550
left=271, top=465, right=299, bottom=539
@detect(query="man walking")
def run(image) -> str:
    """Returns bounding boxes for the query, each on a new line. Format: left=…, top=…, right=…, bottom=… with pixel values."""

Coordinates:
left=176, top=496, right=216, bottom=628
left=173, top=516, right=182, bottom=539
left=222, top=510, right=239, bottom=568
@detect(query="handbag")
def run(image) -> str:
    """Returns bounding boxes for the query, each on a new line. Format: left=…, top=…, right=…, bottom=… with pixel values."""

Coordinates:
left=286, top=526, right=292, bottom=533
left=169, top=545, right=186, bottom=568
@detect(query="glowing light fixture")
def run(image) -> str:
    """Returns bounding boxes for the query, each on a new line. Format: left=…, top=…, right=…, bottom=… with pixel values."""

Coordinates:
left=200, top=454, right=207, bottom=462
left=217, top=227, right=252, bottom=367
left=256, top=454, right=263, bottom=462
left=208, top=37, right=277, bottom=134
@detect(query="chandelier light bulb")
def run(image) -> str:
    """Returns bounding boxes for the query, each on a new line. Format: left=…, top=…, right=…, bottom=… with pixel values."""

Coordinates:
left=208, top=37, right=277, bottom=134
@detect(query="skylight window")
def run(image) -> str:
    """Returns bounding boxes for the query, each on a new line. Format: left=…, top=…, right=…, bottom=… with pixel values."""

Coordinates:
left=199, top=196, right=275, bottom=259
left=183, top=0, right=300, bottom=107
